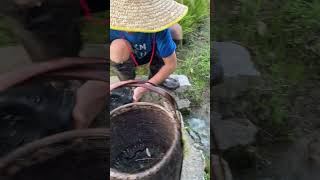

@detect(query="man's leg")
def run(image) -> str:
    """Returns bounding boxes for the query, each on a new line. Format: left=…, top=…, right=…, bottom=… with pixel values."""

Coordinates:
left=110, top=39, right=136, bottom=81
left=170, top=24, right=183, bottom=47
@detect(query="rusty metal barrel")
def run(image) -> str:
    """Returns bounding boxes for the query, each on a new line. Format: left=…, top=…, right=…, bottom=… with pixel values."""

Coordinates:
left=0, top=57, right=107, bottom=156
left=0, top=128, right=109, bottom=180
left=0, top=57, right=109, bottom=180
left=110, top=80, right=183, bottom=180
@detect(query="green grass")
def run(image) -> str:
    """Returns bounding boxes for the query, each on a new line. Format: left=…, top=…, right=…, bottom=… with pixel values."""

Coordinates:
left=177, top=0, right=210, bottom=35
left=175, top=0, right=210, bottom=104
left=213, top=0, right=320, bottom=80
left=176, top=19, right=210, bottom=104
left=0, top=2, right=210, bottom=106
left=213, top=0, right=320, bottom=139
left=134, top=0, right=211, bottom=105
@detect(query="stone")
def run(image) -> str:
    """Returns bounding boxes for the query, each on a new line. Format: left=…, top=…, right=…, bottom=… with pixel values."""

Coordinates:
left=177, top=98, right=191, bottom=110
left=213, top=41, right=260, bottom=77
left=212, top=42, right=262, bottom=99
left=212, top=118, right=258, bottom=150
left=169, top=74, right=191, bottom=93
left=213, top=76, right=262, bottom=99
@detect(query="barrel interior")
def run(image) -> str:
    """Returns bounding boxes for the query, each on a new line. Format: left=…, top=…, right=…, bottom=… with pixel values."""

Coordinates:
left=11, top=139, right=108, bottom=180
left=111, top=104, right=176, bottom=174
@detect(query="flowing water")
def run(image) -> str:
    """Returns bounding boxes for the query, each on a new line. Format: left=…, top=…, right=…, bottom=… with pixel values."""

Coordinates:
left=185, top=103, right=210, bottom=155
left=186, top=117, right=210, bottom=153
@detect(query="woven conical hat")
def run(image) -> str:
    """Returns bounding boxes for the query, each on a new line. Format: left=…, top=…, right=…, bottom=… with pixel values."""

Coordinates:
left=111, top=0, right=188, bottom=33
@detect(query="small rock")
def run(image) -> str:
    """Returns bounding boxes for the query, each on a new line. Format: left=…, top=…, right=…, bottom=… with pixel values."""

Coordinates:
left=170, top=74, right=191, bottom=93
left=177, top=98, right=191, bottom=110
left=213, top=42, right=260, bottom=77
left=212, top=118, right=258, bottom=150
left=213, top=76, right=262, bottom=99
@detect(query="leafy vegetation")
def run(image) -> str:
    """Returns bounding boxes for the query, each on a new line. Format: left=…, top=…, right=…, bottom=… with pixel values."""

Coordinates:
left=176, top=19, right=210, bottom=104
left=175, top=0, right=210, bottom=104
left=213, top=0, right=320, bottom=140
left=135, top=0, right=211, bottom=105
left=177, top=0, right=209, bottom=35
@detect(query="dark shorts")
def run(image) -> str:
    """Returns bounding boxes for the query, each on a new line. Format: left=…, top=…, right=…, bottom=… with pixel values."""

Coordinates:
left=135, top=52, right=164, bottom=66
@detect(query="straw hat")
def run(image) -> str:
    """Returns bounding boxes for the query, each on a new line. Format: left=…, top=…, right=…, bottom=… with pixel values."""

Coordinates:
left=111, top=0, right=188, bottom=33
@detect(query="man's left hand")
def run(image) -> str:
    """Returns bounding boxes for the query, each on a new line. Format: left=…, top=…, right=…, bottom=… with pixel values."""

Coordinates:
left=133, top=86, right=148, bottom=102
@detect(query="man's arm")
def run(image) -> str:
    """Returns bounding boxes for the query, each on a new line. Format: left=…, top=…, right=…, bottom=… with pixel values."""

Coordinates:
left=132, top=52, right=177, bottom=101
left=148, top=52, right=177, bottom=85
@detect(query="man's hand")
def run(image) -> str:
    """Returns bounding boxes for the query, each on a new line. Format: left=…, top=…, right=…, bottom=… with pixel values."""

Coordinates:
left=133, top=86, right=148, bottom=102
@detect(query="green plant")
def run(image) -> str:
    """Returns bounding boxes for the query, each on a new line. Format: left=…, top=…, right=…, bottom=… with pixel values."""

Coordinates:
left=176, top=18, right=210, bottom=104
left=178, top=0, right=210, bottom=34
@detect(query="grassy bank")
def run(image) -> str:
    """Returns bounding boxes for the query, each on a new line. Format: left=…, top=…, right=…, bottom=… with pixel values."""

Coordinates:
left=176, top=0, right=210, bottom=105
left=213, top=0, right=320, bottom=138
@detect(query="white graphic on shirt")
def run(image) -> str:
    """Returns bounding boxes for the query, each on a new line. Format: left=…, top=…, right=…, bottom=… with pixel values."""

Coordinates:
left=133, top=43, right=148, bottom=59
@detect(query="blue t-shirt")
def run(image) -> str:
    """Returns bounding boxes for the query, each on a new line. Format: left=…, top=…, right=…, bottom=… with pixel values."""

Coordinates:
left=110, top=29, right=176, bottom=60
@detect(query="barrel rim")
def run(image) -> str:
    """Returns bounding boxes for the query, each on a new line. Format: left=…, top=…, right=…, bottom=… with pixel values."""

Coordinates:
left=110, top=102, right=182, bottom=178
left=110, top=102, right=175, bottom=118
left=0, top=128, right=110, bottom=176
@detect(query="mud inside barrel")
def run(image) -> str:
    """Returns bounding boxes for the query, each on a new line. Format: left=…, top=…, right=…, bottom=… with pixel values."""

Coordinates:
left=11, top=140, right=108, bottom=180
left=111, top=104, right=176, bottom=174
